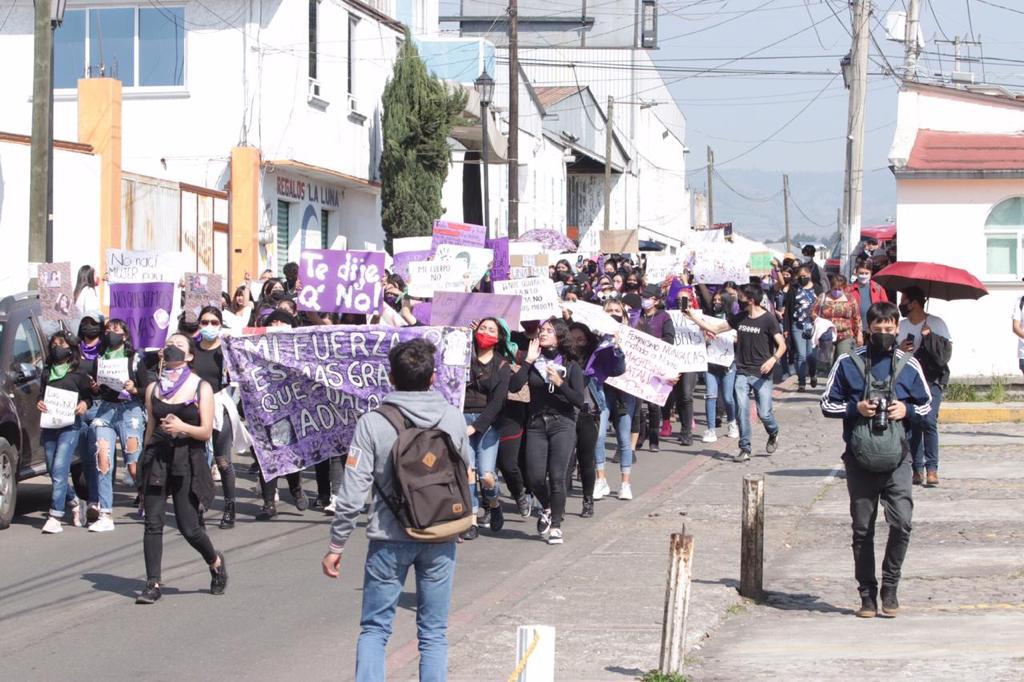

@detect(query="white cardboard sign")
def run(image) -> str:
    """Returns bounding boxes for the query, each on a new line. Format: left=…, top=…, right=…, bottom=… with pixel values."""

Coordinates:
left=493, top=277, right=561, bottom=322
left=406, top=260, right=470, bottom=298
left=41, top=386, right=78, bottom=429
left=96, top=357, right=130, bottom=391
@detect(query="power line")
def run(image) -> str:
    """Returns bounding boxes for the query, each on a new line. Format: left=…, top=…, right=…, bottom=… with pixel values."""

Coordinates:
left=788, top=192, right=834, bottom=227
left=976, top=0, right=1024, bottom=14
left=713, top=169, right=783, bottom=202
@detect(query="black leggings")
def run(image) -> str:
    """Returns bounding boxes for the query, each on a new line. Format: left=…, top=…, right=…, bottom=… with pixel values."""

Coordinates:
left=315, top=457, right=342, bottom=502
left=574, top=410, right=597, bottom=499
left=668, top=372, right=700, bottom=437
left=525, top=413, right=576, bottom=528
left=143, top=474, right=218, bottom=582
left=258, top=467, right=302, bottom=506
left=496, top=404, right=527, bottom=500
left=213, top=409, right=236, bottom=501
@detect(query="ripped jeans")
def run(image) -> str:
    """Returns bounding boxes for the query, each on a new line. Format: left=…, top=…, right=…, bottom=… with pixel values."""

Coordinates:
left=90, top=399, right=146, bottom=512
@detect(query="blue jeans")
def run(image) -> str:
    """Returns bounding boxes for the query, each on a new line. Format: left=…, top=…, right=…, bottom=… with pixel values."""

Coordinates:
left=356, top=540, right=456, bottom=682
left=909, top=383, right=943, bottom=472
left=705, top=363, right=737, bottom=426
left=464, top=413, right=499, bottom=511
left=791, top=330, right=817, bottom=386
left=42, top=420, right=81, bottom=517
left=734, top=373, right=779, bottom=453
left=91, top=399, right=146, bottom=510
left=597, top=384, right=634, bottom=473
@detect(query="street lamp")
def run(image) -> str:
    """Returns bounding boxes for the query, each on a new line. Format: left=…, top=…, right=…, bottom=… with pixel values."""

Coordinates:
left=49, top=0, right=67, bottom=25
left=474, top=70, right=495, bottom=231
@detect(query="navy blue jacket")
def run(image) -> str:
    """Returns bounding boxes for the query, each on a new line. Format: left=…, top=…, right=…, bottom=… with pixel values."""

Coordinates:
left=820, top=347, right=932, bottom=446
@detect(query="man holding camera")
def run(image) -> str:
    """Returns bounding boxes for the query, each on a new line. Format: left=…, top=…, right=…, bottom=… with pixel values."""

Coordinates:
left=821, top=302, right=932, bottom=618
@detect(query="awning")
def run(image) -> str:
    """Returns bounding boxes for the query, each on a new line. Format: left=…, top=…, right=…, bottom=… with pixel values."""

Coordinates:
left=264, top=159, right=381, bottom=193
left=449, top=84, right=509, bottom=162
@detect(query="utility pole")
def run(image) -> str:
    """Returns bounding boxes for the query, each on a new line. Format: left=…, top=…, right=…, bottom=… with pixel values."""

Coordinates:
left=841, top=0, right=870, bottom=278
left=507, top=0, right=519, bottom=238
left=706, top=146, right=714, bottom=229
left=603, top=96, right=614, bottom=231
left=903, top=0, right=921, bottom=80
left=29, top=0, right=55, bottom=265
left=782, top=174, right=791, bottom=252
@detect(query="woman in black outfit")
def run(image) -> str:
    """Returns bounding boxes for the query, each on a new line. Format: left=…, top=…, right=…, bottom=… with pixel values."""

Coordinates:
left=136, top=332, right=227, bottom=604
left=567, top=323, right=600, bottom=518
left=513, top=317, right=585, bottom=545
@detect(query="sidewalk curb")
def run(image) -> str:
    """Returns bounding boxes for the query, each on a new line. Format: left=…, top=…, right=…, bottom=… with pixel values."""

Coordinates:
left=940, top=403, right=1024, bottom=424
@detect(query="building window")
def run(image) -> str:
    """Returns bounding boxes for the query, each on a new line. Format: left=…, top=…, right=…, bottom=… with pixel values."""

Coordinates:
left=984, top=197, right=1024, bottom=279
left=321, top=209, right=330, bottom=249
left=54, top=6, right=185, bottom=89
left=348, top=14, right=359, bottom=95
left=309, top=0, right=318, bottom=81
left=277, top=200, right=291, bottom=275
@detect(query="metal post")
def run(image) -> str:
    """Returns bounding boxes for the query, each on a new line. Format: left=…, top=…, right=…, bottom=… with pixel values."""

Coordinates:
left=706, top=146, right=714, bottom=230
left=507, top=0, right=519, bottom=238
left=481, top=100, right=491, bottom=231
left=740, top=474, right=765, bottom=600
left=782, top=174, right=791, bottom=253
left=29, top=0, right=55, bottom=266
left=603, top=95, right=613, bottom=231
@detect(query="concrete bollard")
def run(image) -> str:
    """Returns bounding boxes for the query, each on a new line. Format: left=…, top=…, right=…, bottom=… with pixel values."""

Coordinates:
left=740, top=474, right=765, bottom=599
left=512, top=624, right=555, bottom=682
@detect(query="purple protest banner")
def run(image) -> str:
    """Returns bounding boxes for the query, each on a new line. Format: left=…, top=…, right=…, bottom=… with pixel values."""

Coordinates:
left=666, top=277, right=685, bottom=308
left=222, top=325, right=470, bottom=477
left=485, top=237, right=510, bottom=281
left=412, top=302, right=432, bottom=325
left=430, top=291, right=522, bottom=328
left=431, top=220, right=486, bottom=253
left=391, top=249, right=433, bottom=280
left=297, top=249, right=384, bottom=315
left=108, top=281, right=175, bottom=349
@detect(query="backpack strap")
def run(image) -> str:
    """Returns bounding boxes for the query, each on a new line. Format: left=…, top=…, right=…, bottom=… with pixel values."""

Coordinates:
left=847, top=351, right=870, bottom=401
left=375, top=404, right=413, bottom=433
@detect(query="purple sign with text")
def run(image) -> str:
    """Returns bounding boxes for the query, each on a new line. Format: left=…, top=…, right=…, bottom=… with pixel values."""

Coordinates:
left=109, top=281, right=175, bottom=350
left=297, top=249, right=384, bottom=315
left=485, top=237, right=510, bottom=281
left=431, top=220, right=486, bottom=253
left=430, top=291, right=522, bottom=328
left=223, top=325, right=470, bottom=478
left=391, top=249, right=433, bottom=281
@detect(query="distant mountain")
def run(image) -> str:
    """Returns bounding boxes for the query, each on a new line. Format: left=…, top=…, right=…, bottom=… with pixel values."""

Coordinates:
left=700, top=168, right=896, bottom=243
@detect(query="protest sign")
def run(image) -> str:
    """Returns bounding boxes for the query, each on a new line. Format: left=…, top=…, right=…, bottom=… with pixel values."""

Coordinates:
left=222, top=325, right=470, bottom=477
left=407, top=260, right=470, bottom=298
left=493, top=277, right=561, bottom=322
left=430, top=292, right=522, bottom=328
left=106, top=249, right=188, bottom=284
left=707, top=329, right=737, bottom=367
left=38, top=262, right=76, bottom=320
left=391, top=249, right=432, bottom=280
left=433, top=244, right=494, bottom=286
left=749, top=251, right=775, bottom=276
left=562, top=300, right=620, bottom=336
left=41, top=386, right=78, bottom=429
left=392, top=236, right=433, bottom=253
left=644, top=254, right=680, bottom=284
left=296, top=249, right=384, bottom=315
left=690, top=245, right=750, bottom=284
left=668, top=310, right=710, bottom=373
left=510, top=265, right=548, bottom=279
left=486, top=237, right=510, bottom=281
left=599, top=230, right=639, bottom=254
left=96, top=357, right=130, bottom=391
left=431, top=220, right=486, bottom=252
left=109, top=281, right=175, bottom=349
left=606, top=324, right=700, bottom=406
left=183, top=273, right=223, bottom=322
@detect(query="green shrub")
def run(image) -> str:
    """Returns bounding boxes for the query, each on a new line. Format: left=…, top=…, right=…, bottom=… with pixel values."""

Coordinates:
left=641, top=672, right=689, bottom=682
left=985, top=376, right=1008, bottom=404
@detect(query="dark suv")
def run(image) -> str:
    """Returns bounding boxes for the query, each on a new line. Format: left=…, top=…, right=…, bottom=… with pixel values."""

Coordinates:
left=0, top=292, right=84, bottom=529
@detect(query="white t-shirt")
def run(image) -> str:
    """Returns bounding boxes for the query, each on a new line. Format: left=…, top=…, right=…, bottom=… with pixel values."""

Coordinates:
left=897, top=314, right=951, bottom=352
left=1012, top=298, right=1024, bottom=359
left=74, top=286, right=101, bottom=317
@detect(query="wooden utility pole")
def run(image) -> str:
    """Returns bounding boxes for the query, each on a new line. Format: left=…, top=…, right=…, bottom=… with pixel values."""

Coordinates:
left=603, top=96, right=614, bottom=231
left=782, top=174, right=791, bottom=252
left=29, top=1, right=54, bottom=265
left=659, top=523, right=695, bottom=675
left=903, top=0, right=921, bottom=79
left=706, top=146, right=714, bottom=229
left=507, top=0, right=520, bottom=238
left=841, top=0, right=870, bottom=278
left=740, top=474, right=765, bottom=600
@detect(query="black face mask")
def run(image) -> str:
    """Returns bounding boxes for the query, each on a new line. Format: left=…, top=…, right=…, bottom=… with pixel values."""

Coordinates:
left=712, top=303, right=725, bottom=314
left=79, top=322, right=102, bottom=340
left=610, top=314, right=624, bottom=324
left=104, top=331, right=124, bottom=349
left=869, top=332, right=896, bottom=353
left=163, top=345, right=187, bottom=363
left=50, top=346, right=72, bottom=364
left=898, top=303, right=911, bottom=318
left=797, top=276, right=810, bottom=287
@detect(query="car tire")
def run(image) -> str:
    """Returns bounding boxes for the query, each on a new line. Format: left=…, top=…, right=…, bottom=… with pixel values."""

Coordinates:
left=0, top=437, right=18, bottom=530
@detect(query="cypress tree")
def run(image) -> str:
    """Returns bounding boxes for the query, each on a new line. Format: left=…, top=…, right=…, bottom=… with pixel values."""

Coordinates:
left=380, top=36, right=467, bottom=253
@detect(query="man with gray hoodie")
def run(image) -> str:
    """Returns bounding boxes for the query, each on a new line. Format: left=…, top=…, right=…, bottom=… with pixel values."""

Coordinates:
left=322, top=338, right=471, bottom=682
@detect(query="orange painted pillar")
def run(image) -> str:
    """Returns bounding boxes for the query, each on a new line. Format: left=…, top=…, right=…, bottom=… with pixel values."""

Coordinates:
left=77, top=78, right=122, bottom=277
left=229, top=147, right=261, bottom=289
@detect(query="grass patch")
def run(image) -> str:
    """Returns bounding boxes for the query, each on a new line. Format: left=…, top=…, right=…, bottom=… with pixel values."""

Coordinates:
left=945, top=383, right=978, bottom=402
left=985, top=376, right=1008, bottom=403
left=641, top=672, right=690, bottom=682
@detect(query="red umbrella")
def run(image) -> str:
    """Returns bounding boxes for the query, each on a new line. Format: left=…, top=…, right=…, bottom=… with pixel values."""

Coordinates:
left=872, top=261, right=988, bottom=301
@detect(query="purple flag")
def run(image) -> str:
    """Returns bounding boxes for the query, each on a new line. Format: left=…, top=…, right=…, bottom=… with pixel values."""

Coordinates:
left=108, top=281, right=175, bottom=350
left=485, top=237, right=510, bottom=281
left=223, top=325, right=470, bottom=478
left=391, top=249, right=433, bottom=281
left=431, top=220, right=486, bottom=253
left=666, top=277, right=685, bottom=308
left=297, top=249, right=385, bottom=315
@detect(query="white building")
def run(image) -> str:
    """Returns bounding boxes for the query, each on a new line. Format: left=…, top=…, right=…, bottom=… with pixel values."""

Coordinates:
left=889, top=81, right=1024, bottom=379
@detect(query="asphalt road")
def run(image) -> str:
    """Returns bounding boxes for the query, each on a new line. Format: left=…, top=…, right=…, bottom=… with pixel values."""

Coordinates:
left=0, top=429, right=708, bottom=681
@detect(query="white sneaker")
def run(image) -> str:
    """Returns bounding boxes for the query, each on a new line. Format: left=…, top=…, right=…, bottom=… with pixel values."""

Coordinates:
left=593, top=478, right=611, bottom=500
left=618, top=483, right=633, bottom=501
left=547, top=528, right=564, bottom=545
left=42, top=516, right=63, bottom=534
left=89, top=514, right=116, bottom=532
left=701, top=428, right=718, bottom=443
left=70, top=500, right=85, bottom=528
left=324, top=495, right=339, bottom=514
left=727, top=421, right=740, bottom=439
left=211, top=465, right=221, bottom=482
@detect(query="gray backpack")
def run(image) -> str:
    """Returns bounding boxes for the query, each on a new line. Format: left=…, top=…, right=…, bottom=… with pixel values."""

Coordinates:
left=847, top=351, right=912, bottom=472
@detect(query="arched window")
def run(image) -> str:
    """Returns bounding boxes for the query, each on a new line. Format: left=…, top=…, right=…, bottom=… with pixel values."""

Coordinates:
left=985, top=197, right=1024, bottom=279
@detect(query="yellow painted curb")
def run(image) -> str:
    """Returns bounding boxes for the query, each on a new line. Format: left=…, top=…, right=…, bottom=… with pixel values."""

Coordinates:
left=940, top=405, right=1024, bottom=424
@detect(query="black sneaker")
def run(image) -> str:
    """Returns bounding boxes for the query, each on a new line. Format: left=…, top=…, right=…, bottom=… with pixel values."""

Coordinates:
left=255, top=504, right=277, bottom=521
left=677, top=433, right=693, bottom=446
left=489, top=505, right=505, bottom=532
left=581, top=497, right=594, bottom=518
left=516, top=494, right=532, bottom=518
left=460, top=524, right=479, bottom=541
left=136, top=581, right=161, bottom=604
left=810, top=376, right=818, bottom=388
left=766, top=430, right=780, bottom=455
left=209, top=552, right=228, bottom=596
left=291, top=489, right=308, bottom=512
left=247, top=461, right=260, bottom=474
left=880, top=586, right=900, bottom=616
left=536, top=509, right=552, bottom=537
left=479, top=507, right=492, bottom=527
left=311, top=497, right=328, bottom=512
left=855, top=594, right=877, bottom=618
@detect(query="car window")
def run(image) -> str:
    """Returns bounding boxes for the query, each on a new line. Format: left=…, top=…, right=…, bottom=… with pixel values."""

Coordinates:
left=11, top=319, right=44, bottom=369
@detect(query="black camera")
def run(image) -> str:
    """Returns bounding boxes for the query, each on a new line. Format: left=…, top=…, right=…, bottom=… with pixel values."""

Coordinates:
left=872, top=397, right=890, bottom=432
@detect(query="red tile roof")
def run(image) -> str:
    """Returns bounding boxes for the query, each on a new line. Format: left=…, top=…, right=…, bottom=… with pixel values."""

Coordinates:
left=534, top=86, right=584, bottom=109
left=907, top=129, right=1024, bottom=171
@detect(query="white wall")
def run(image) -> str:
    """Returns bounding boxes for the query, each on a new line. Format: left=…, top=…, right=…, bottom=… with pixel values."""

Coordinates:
left=0, top=139, right=101, bottom=293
